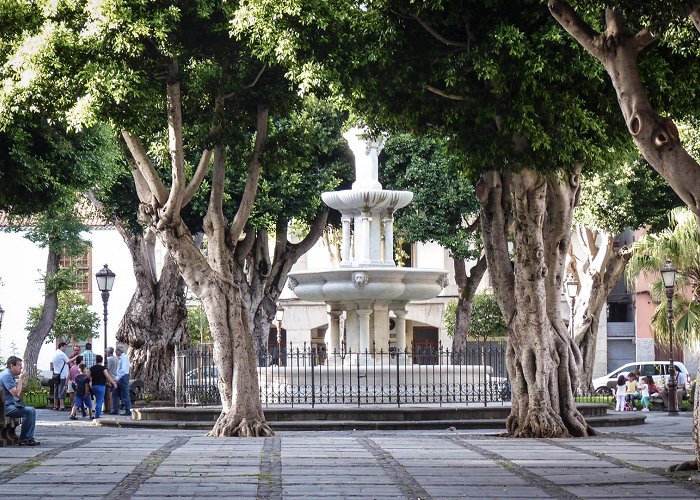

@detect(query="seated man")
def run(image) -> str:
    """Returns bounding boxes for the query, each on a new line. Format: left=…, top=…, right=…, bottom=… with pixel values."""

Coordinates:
left=661, top=365, right=688, bottom=411
left=0, top=356, right=40, bottom=446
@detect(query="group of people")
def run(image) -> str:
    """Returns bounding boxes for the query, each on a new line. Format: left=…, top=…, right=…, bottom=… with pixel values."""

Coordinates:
left=50, top=342, right=132, bottom=418
left=613, top=366, right=688, bottom=412
left=0, top=342, right=132, bottom=447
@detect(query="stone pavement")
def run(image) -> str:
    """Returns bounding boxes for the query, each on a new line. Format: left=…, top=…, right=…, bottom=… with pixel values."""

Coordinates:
left=1, top=409, right=699, bottom=498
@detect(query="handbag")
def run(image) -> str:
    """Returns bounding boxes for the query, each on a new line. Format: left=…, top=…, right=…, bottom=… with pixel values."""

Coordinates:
left=54, top=360, right=67, bottom=381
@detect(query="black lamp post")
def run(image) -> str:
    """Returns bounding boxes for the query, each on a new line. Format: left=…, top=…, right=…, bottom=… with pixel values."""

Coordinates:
left=660, top=257, right=679, bottom=416
left=0, top=303, right=4, bottom=331
left=565, top=274, right=579, bottom=338
left=95, top=264, right=116, bottom=357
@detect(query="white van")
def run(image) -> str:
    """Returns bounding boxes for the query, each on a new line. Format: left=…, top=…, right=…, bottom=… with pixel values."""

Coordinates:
left=592, top=361, right=690, bottom=395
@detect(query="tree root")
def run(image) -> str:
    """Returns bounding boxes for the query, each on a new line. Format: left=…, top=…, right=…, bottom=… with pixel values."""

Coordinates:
left=207, top=415, right=275, bottom=437
left=667, top=460, right=698, bottom=472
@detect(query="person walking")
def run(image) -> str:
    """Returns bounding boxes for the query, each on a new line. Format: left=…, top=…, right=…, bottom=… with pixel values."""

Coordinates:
left=111, top=345, right=131, bottom=416
left=1, top=356, right=40, bottom=446
left=51, top=342, right=70, bottom=411
left=89, top=355, right=117, bottom=419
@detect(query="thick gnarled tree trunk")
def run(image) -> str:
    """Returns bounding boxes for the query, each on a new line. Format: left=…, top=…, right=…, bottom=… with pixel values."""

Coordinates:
left=114, top=226, right=188, bottom=400
left=550, top=0, right=700, bottom=467
left=22, top=248, right=60, bottom=376
left=477, top=168, right=593, bottom=438
left=122, top=73, right=273, bottom=436
left=568, top=224, right=631, bottom=391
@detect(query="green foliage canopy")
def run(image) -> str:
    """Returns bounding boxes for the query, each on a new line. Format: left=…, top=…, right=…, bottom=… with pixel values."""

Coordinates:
left=380, top=133, right=480, bottom=261
left=26, top=289, right=100, bottom=344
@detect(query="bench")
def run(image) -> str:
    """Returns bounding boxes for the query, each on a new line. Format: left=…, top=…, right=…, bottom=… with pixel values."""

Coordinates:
left=0, top=390, right=21, bottom=446
left=648, top=391, right=691, bottom=411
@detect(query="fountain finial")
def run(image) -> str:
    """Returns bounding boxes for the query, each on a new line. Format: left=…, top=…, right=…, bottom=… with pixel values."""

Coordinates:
left=343, top=127, right=385, bottom=191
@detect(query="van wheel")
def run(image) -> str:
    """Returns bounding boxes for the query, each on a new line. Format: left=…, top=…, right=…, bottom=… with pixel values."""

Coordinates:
left=594, top=386, right=612, bottom=396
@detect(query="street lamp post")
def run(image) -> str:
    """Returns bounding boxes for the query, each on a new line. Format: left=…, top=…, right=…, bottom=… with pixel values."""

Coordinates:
left=565, top=274, right=579, bottom=338
left=274, top=306, right=285, bottom=365
left=95, top=264, right=116, bottom=357
left=660, top=257, right=679, bottom=416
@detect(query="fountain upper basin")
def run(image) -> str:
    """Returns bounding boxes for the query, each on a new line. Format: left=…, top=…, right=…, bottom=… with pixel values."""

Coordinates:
left=322, top=190, right=413, bottom=212
left=288, top=267, right=448, bottom=303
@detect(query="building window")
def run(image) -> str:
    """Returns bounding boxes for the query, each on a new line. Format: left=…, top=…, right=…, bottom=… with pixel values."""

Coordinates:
left=59, top=249, right=93, bottom=304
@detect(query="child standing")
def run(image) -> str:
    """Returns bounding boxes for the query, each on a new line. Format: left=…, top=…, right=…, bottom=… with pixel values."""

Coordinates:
left=625, top=372, right=640, bottom=411
left=639, top=375, right=650, bottom=412
left=614, top=374, right=627, bottom=412
left=69, top=364, right=93, bottom=420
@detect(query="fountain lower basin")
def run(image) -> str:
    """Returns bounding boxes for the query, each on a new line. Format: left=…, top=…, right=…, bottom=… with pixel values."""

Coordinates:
left=288, top=267, right=448, bottom=303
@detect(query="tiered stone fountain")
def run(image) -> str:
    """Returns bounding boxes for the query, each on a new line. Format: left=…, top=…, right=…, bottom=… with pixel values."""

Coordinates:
left=288, top=128, right=448, bottom=359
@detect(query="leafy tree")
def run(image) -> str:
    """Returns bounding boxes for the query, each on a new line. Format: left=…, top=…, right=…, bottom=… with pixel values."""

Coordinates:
left=237, top=0, right=632, bottom=438
left=626, top=207, right=700, bottom=352
left=0, top=1, right=351, bottom=436
left=380, top=133, right=486, bottom=355
left=467, top=292, right=508, bottom=342
left=550, top=0, right=700, bottom=465
left=569, top=159, right=682, bottom=390
left=187, top=304, right=212, bottom=345
left=26, top=290, right=100, bottom=345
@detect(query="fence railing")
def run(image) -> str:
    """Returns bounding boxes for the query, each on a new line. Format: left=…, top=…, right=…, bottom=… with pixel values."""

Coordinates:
left=174, top=341, right=512, bottom=407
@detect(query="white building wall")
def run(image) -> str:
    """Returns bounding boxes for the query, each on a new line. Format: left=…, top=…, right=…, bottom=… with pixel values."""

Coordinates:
left=0, top=227, right=135, bottom=372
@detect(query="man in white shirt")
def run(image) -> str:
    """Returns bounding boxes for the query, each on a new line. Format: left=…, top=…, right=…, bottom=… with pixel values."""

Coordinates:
left=50, top=342, right=70, bottom=411
left=111, top=345, right=131, bottom=416
left=661, top=365, right=688, bottom=411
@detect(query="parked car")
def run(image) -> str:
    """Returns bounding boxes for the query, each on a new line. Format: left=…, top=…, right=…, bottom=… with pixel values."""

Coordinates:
left=185, top=366, right=219, bottom=386
left=592, top=361, right=690, bottom=395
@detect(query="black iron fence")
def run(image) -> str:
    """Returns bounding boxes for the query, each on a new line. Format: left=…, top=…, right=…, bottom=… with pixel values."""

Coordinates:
left=175, top=341, right=512, bottom=407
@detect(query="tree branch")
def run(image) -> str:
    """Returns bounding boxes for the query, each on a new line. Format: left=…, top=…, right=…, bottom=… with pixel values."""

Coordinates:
left=412, top=16, right=468, bottom=47
left=162, top=74, right=187, bottom=225
left=548, top=0, right=602, bottom=59
left=425, top=85, right=466, bottom=101
left=230, top=104, right=269, bottom=243
left=121, top=130, right=169, bottom=205
left=182, top=149, right=212, bottom=206
left=290, top=210, right=329, bottom=257
left=223, top=65, right=267, bottom=99
left=691, top=8, right=700, bottom=34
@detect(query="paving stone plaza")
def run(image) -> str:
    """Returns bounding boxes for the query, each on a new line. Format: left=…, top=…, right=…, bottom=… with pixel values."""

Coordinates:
left=1, top=409, right=700, bottom=498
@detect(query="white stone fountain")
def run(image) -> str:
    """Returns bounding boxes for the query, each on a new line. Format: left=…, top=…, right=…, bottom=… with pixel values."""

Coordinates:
left=287, top=128, right=448, bottom=359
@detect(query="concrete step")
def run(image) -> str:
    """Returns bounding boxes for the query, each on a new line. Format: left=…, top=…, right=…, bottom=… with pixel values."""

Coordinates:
left=131, top=403, right=609, bottom=423
left=96, top=412, right=644, bottom=431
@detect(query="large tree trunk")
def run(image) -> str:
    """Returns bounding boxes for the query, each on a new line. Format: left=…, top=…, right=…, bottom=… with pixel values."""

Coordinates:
left=114, top=225, right=188, bottom=400
left=568, top=225, right=631, bottom=390
left=451, top=256, right=487, bottom=359
left=237, top=215, right=328, bottom=366
left=122, top=71, right=272, bottom=437
left=477, top=168, right=593, bottom=438
left=22, top=248, right=60, bottom=376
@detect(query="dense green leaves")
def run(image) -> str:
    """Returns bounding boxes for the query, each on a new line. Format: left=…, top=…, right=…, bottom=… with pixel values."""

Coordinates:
left=26, top=289, right=100, bottom=344
left=238, top=0, right=629, bottom=177
left=626, top=207, right=700, bottom=347
left=380, top=133, right=479, bottom=260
